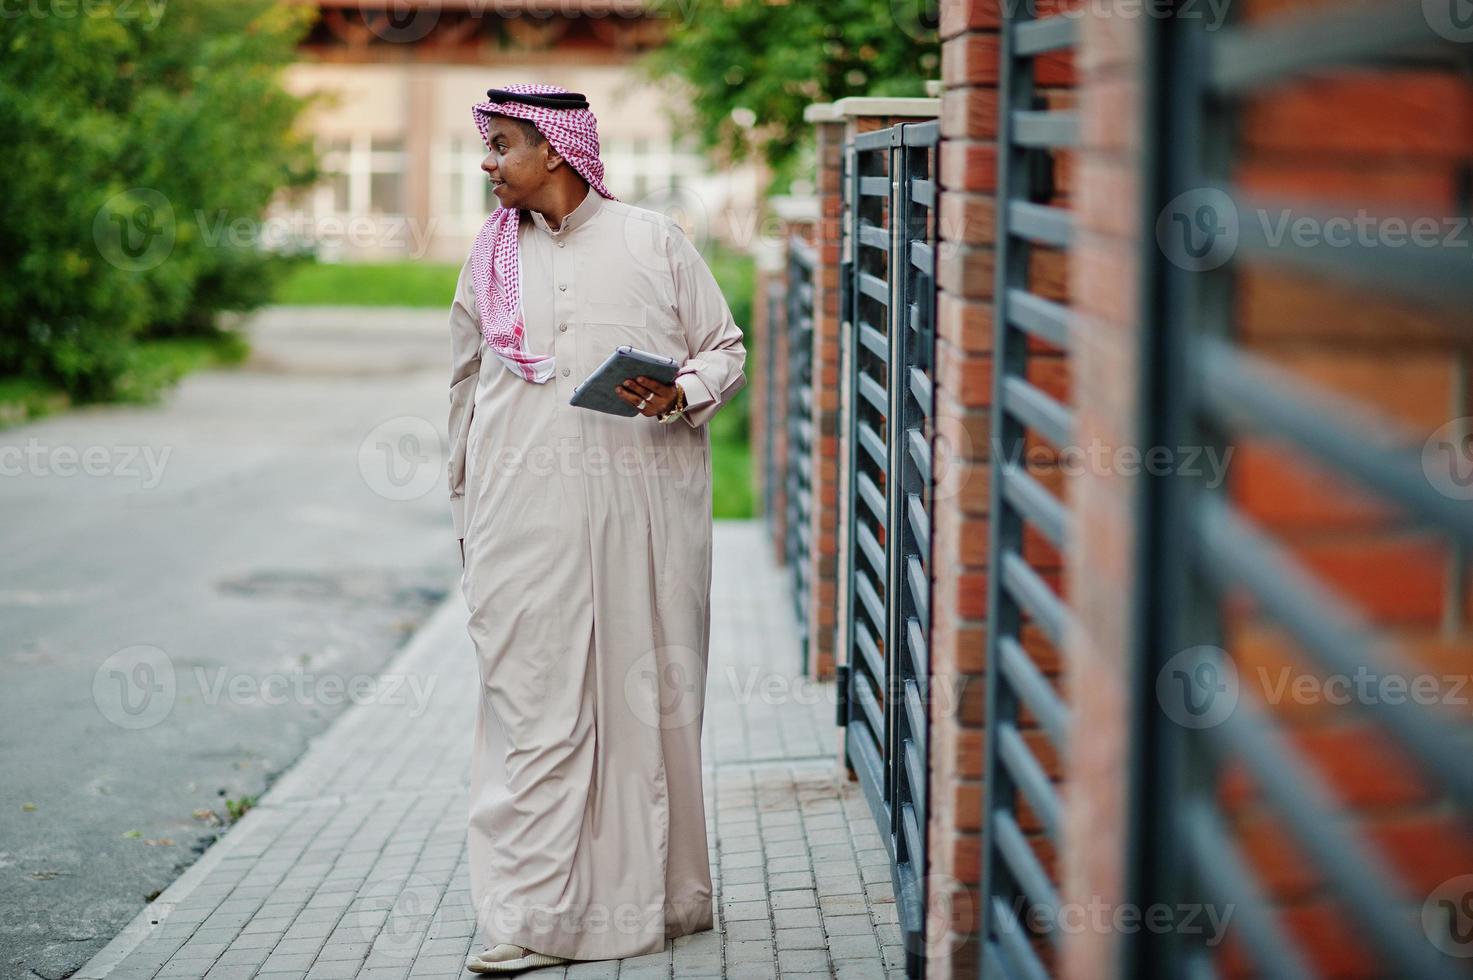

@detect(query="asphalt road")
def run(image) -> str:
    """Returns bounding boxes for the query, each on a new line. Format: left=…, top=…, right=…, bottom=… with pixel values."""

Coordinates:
left=0, top=308, right=461, bottom=980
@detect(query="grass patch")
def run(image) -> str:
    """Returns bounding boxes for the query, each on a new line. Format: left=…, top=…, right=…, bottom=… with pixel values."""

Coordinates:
left=710, top=427, right=753, bottom=519
left=703, top=243, right=754, bottom=519
left=0, top=377, right=70, bottom=429
left=114, top=333, right=251, bottom=404
left=224, top=795, right=257, bottom=823
left=709, top=382, right=753, bottom=519
left=275, top=262, right=461, bottom=307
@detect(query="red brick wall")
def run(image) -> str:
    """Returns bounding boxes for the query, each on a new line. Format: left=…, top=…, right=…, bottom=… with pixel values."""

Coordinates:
left=807, top=119, right=846, bottom=681
left=928, top=0, right=1078, bottom=974
left=758, top=237, right=790, bottom=566
left=1058, top=4, right=1143, bottom=977
left=1206, top=2, right=1473, bottom=976
left=927, top=5, right=999, bottom=972
left=1063, top=1, right=1473, bottom=978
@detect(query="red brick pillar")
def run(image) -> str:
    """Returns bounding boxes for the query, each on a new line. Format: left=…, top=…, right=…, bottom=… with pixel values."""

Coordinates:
left=761, top=245, right=791, bottom=565
left=751, top=245, right=783, bottom=554
left=925, top=3, right=1002, bottom=973
left=1057, top=4, right=1142, bottom=977
left=762, top=205, right=817, bottom=567
left=804, top=109, right=846, bottom=681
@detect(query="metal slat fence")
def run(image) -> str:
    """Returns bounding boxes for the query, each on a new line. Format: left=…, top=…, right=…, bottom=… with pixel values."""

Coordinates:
left=1133, top=5, right=1473, bottom=978
left=784, top=236, right=816, bottom=668
left=762, top=274, right=783, bottom=531
left=979, top=10, right=1078, bottom=979
left=837, top=118, right=940, bottom=980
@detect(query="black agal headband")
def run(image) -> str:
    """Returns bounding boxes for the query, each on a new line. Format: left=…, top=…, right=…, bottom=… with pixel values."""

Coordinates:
left=484, top=88, right=590, bottom=110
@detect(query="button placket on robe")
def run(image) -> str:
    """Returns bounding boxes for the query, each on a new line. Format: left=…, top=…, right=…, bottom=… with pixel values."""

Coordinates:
left=555, top=249, right=571, bottom=379
left=527, top=187, right=599, bottom=393
left=549, top=227, right=574, bottom=384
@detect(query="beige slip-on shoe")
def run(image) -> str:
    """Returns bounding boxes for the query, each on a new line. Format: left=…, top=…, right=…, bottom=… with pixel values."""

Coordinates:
left=465, top=942, right=570, bottom=973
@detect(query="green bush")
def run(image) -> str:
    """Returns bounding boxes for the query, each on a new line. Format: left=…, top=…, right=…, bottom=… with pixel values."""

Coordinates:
left=639, top=0, right=939, bottom=193
left=0, top=0, right=317, bottom=401
left=703, top=243, right=754, bottom=518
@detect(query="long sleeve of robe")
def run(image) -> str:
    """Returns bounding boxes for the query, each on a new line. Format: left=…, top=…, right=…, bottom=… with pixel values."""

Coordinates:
left=446, top=185, right=746, bottom=961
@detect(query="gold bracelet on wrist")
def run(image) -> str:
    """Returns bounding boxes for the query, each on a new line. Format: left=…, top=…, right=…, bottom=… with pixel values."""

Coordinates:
left=658, top=384, right=687, bottom=423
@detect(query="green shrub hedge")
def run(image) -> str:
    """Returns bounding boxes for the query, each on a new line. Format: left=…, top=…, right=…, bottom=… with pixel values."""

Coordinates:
left=0, top=0, right=318, bottom=401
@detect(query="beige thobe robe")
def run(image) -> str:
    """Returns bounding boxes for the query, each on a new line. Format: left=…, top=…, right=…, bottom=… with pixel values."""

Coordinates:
left=446, top=185, right=747, bottom=961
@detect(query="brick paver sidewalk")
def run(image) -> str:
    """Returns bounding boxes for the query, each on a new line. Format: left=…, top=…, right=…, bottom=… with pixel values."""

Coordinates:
left=76, top=521, right=905, bottom=980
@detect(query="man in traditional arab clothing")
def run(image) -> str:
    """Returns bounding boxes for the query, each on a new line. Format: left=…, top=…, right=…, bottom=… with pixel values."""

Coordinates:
left=446, top=83, right=747, bottom=973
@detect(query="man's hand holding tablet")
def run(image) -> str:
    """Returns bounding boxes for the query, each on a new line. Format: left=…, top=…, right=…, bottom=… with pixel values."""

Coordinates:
left=569, top=346, right=683, bottom=419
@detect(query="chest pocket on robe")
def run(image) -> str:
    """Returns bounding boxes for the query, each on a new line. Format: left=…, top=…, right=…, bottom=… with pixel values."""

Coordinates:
left=580, top=300, right=684, bottom=367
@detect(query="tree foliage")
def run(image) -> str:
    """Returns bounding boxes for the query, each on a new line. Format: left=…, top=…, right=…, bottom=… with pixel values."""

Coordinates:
left=0, top=0, right=318, bottom=400
left=637, top=0, right=939, bottom=193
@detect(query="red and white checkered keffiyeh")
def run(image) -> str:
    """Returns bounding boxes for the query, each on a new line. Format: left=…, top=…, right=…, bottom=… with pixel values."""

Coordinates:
left=470, top=83, right=619, bottom=383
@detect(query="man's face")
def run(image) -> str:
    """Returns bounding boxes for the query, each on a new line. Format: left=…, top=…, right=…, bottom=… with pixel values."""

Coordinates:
left=480, top=117, right=548, bottom=210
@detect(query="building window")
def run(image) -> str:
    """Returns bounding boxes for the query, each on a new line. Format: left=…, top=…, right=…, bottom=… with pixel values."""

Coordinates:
left=368, top=138, right=406, bottom=216
left=435, top=135, right=494, bottom=230
left=323, top=138, right=352, bottom=213
left=597, top=135, right=709, bottom=205
left=313, top=134, right=407, bottom=218
left=632, top=138, right=649, bottom=200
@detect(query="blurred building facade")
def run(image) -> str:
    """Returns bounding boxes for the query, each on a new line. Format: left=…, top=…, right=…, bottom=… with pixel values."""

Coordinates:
left=276, top=0, right=763, bottom=263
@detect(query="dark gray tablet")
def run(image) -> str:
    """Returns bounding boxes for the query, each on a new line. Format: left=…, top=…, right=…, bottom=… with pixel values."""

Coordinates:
left=569, top=345, right=681, bottom=417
